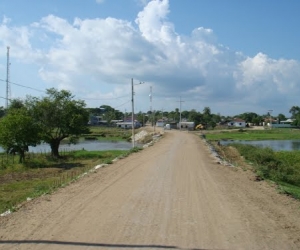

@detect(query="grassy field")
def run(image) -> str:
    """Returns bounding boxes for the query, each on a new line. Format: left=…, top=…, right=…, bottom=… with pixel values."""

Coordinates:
left=0, top=148, right=141, bottom=214
left=205, top=128, right=300, bottom=141
left=84, top=126, right=132, bottom=141
left=205, top=128, right=300, bottom=200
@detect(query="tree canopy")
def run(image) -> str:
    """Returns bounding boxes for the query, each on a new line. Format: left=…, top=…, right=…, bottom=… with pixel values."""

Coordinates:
left=29, top=88, right=89, bottom=157
left=0, top=108, right=40, bottom=163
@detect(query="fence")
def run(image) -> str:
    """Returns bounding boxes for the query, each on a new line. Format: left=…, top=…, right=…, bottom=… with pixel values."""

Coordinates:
left=0, top=148, right=74, bottom=168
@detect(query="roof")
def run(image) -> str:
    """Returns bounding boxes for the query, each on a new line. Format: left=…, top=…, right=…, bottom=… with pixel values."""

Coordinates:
left=229, top=118, right=245, bottom=122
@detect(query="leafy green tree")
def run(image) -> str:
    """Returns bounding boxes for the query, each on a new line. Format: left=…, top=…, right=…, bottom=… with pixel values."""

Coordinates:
left=103, top=110, right=116, bottom=125
left=9, top=99, right=25, bottom=110
left=289, top=106, right=300, bottom=127
left=208, top=121, right=217, bottom=129
left=0, top=109, right=41, bottom=163
left=0, top=106, right=5, bottom=118
left=188, top=109, right=202, bottom=125
left=29, top=88, right=89, bottom=158
left=289, top=106, right=300, bottom=118
left=181, top=110, right=189, bottom=120
left=202, top=106, right=212, bottom=124
left=277, top=113, right=286, bottom=122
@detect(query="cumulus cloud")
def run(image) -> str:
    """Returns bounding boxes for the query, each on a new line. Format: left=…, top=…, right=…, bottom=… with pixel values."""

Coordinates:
left=0, top=0, right=299, bottom=115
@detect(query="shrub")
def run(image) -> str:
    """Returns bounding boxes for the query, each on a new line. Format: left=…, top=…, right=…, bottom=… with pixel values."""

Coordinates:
left=228, top=143, right=300, bottom=186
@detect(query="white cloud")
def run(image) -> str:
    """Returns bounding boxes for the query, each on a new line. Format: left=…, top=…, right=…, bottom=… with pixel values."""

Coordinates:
left=95, top=0, right=105, bottom=4
left=0, top=0, right=299, bottom=116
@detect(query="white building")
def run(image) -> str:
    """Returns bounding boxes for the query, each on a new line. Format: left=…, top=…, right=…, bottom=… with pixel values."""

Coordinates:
left=156, top=119, right=165, bottom=127
left=178, top=122, right=195, bottom=130
left=116, top=121, right=141, bottom=129
left=227, top=118, right=246, bottom=128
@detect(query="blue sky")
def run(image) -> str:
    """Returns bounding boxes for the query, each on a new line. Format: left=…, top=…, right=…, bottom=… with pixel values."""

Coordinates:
left=0, top=0, right=300, bottom=116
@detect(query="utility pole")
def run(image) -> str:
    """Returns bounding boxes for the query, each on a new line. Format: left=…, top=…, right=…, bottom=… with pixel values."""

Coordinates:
left=131, top=78, right=145, bottom=148
left=131, top=78, right=135, bottom=148
left=150, top=86, right=155, bottom=132
left=6, top=46, right=11, bottom=109
left=177, top=96, right=184, bottom=130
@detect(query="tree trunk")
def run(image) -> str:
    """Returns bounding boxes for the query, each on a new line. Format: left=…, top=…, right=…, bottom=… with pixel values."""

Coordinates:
left=18, top=150, right=25, bottom=163
left=50, top=139, right=61, bottom=158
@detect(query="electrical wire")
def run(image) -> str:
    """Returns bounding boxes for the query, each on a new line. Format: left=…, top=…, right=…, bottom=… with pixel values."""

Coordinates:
left=0, top=79, right=130, bottom=101
left=0, top=78, right=45, bottom=92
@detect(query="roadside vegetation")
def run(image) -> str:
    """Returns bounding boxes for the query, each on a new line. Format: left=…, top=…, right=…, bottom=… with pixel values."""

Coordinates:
left=205, top=128, right=300, bottom=141
left=205, top=128, right=300, bottom=200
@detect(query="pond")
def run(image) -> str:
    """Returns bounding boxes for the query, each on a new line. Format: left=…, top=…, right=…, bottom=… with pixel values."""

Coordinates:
left=0, top=140, right=137, bottom=154
left=219, top=140, right=300, bottom=151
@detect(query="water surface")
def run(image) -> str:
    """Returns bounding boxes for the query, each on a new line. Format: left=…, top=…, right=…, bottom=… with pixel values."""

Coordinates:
left=0, top=140, right=135, bottom=153
left=220, top=140, right=300, bottom=151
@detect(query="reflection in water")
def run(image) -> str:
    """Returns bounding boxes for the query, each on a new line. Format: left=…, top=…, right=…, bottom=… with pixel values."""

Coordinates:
left=220, top=140, right=300, bottom=151
left=0, top=140, right=135, bottom=153
left=29, top=140, right=135, bottom=153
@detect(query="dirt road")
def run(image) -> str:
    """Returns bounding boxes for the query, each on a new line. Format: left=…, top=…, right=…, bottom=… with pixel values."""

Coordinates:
left=1, top=130, right=300, bottom=250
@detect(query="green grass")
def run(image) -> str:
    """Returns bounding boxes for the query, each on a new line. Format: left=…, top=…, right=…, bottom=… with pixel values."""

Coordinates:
left=205, top=128, right=300, bottom=141
left=220, top=143, right=300, bottom=199
left=206, top=127, right=300, bottom=200
left=277, top=182, right=300, bottom=200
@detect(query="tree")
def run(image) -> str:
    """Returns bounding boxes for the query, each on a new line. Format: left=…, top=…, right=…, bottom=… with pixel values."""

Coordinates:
left=203, top=106, right=212, bottom=125
left=0, top=106, right=5, bottom=118
left=103, top=110, right=116, bottom=125
left=277, top=113, right=286, bottom=122
left=288, top=106, right=300, bottom=127
left=289, top=106, right=300, bottom=119
left=0, top=109, right=41, bottom=163
left=188, top=109, right=202, bottom=125
left=30, top=88, right=89, bottom=158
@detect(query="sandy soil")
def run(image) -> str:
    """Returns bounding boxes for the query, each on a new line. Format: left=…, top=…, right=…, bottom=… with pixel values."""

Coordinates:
left=1, top=129, right=300, bottom=250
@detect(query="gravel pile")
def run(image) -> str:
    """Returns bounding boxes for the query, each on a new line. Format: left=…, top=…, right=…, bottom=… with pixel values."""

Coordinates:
left=133, top=130, right=149, bottom=142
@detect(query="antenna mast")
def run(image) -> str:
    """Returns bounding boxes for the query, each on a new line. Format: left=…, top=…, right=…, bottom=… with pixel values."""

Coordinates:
left=6, top=46, right=11, bottom=108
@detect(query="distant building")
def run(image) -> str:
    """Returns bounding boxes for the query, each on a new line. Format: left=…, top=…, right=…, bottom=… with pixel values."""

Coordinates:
left=178, top=121, right=195, bottom=130
left=156, top=119, right=165, bottom=127
left=116, top=121, right=141, bottom=129
left=271, top=119, right=296, bottom=128
left=227, top=118, right=246, bottom=128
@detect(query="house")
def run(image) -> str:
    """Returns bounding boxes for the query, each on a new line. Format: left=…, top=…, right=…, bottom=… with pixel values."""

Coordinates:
left=227, top=118, right=246, bottom=128
left=271, top=119, right=296, bottom=128
left=156, top=119, right=165, bottom=127
left=280, top=118, right=295, bottom=124
left=178, top=121, right=195, bottom=130
left=88, top=116, right=99, bottom=125
left=116, top=121, right=141, bottom=129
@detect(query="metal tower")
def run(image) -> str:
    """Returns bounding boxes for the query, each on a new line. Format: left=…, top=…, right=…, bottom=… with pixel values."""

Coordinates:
left=6, top=46, right=11, bottom=108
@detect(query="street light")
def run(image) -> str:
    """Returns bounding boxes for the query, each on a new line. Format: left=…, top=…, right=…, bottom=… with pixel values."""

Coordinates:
left=131, top=78, right=144, bottom=148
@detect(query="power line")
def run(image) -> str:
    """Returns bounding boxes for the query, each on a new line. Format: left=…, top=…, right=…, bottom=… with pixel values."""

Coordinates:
left=0, top=79, right=130, bottom=101
left=81, top=94, right=129, bottom=101
left=0, top=79, right=45, bottom=93
left=113, top=100, right=131, bottom=109
left=0, top=96, right=11, bottom=101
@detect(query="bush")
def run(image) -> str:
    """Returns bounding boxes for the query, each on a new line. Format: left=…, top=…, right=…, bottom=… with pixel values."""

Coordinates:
left=228, top=143, right=300, bottom=186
